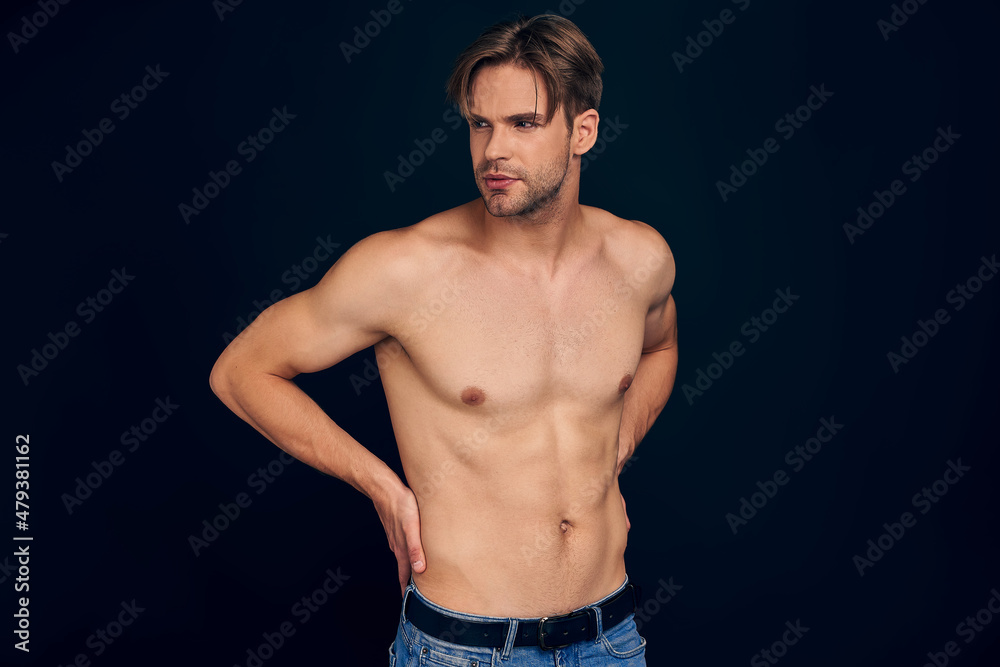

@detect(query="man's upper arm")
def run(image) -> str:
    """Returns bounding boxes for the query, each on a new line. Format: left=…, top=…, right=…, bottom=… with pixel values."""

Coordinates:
left=217, top=229, right=411, bottom=380
left=633, top=222, right=676, bottom=354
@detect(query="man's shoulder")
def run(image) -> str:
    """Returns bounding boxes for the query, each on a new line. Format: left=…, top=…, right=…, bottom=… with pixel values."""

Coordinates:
left=583, top=207, right=674, bottom=304
left=340, top=201, right=476, bottom=284
left=583, top=206, right=672, bottom=265
left=361, top=199, right=474, bottom=244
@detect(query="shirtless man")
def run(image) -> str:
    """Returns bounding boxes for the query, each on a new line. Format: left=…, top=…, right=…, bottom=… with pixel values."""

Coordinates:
left=210, top=14, right=676, bottom=665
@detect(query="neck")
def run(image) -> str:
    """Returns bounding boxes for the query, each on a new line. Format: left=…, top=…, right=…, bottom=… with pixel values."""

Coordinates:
left=476, top=188, right=585, bottom=279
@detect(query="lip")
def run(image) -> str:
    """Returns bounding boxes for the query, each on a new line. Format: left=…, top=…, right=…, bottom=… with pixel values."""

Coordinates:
left=484, top=174, right=519, bottom=189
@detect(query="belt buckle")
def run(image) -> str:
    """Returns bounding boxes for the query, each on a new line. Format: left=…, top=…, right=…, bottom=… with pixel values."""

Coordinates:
left=537, top=608, right=593, bottom=651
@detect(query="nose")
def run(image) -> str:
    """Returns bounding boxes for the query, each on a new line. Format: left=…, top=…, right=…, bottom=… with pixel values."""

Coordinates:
left=483, top=126, right=513, bottom=163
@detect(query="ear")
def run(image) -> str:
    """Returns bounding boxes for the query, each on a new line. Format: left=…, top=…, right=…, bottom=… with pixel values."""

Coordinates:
left=571, top=109, right=600, bottom=156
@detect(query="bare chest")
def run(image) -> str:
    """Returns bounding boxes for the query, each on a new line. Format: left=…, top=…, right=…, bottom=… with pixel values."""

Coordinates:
left=384, top=259, right=648, bottom=411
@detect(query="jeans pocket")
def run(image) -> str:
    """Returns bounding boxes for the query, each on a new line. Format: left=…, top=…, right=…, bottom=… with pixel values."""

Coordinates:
left=600, top=613, right=647, bottom=659
left=413, top=631, right=494, bottom=667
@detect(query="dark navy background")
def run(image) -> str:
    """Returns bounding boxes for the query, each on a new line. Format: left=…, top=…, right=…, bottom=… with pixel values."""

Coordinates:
left=3, top=0, right=999, bottom=665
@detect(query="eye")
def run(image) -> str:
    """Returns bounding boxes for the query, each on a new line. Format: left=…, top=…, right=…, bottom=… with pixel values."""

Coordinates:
left=516, top=121, right=536, bottom=129
left=470, top=120, right=489, bottom=129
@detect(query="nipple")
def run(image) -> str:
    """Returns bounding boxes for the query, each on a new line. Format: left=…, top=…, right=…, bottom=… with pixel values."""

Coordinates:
left=461, top=386, right=486, bottom=406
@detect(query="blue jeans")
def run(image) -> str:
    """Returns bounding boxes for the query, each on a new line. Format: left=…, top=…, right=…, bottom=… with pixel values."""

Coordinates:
left=389, top=577, right=647, bottom=666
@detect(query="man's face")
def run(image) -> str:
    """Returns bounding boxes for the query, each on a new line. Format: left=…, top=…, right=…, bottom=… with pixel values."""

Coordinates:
left=467, top=64, right=572, bottom=219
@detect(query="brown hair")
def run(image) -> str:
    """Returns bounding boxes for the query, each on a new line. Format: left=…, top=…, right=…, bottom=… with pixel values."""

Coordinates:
left=446, top=14, right=604, bottom=130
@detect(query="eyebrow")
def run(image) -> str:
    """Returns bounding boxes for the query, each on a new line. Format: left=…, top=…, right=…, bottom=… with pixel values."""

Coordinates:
left=468, top=112, right=547, bottom=125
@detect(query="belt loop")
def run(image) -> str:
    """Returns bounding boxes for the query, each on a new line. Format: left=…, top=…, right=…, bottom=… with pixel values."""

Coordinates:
left=501, top=619, right=517, bottom=659
left=401, top=585, right=413, bottom=623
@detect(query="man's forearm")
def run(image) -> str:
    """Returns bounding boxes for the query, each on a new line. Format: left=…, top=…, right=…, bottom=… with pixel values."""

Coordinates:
left=212, top=368, right=406, bottom=507
left=617, top=343, right=678, bottom=472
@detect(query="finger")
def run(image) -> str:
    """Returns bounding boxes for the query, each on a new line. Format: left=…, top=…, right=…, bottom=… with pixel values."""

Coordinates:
left=404, top=519, right=426, bottom=573
left=408, top=542, right=426, bottom=573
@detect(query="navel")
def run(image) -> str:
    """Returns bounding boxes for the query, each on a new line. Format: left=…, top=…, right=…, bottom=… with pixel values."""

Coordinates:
left=618, top=374, right=633, bottom=394
left=461, top=386, right=487, bottom=406
left=560, top=520, right=572, bottom=533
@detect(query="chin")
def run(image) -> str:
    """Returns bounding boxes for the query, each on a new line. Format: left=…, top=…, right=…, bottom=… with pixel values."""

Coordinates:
left=481, top=194, right=521, bottom=218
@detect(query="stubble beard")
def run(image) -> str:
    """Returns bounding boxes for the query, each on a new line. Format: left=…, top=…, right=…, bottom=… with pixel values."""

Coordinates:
left=476, top=140, right=571, bottom=221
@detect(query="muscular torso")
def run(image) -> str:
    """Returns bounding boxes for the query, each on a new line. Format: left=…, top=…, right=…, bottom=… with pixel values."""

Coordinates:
left=375, top=201, right=656, bottom=616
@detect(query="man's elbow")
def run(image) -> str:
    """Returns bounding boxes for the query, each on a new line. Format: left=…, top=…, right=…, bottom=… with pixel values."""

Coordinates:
left=210, top=349, right=285, bottom=406
left=209, top=354, right=235, bottom=403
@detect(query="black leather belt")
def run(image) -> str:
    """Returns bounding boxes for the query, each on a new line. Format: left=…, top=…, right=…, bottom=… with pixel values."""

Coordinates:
left=404, top=583, right=639, bottom=650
